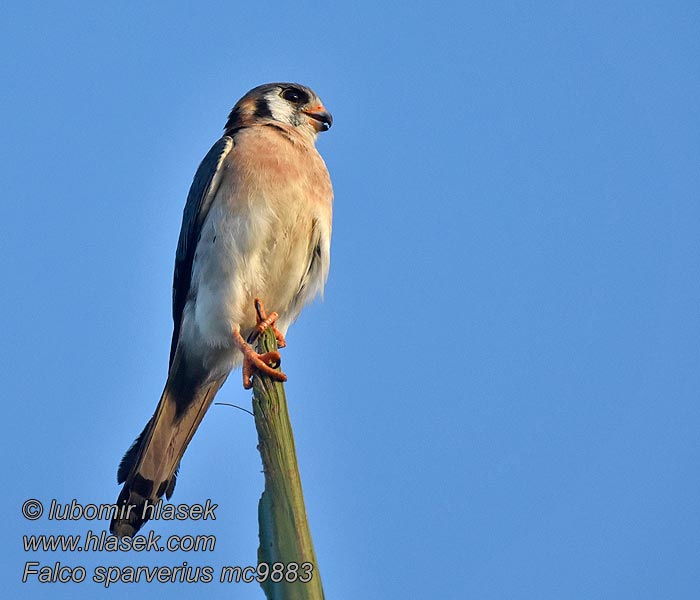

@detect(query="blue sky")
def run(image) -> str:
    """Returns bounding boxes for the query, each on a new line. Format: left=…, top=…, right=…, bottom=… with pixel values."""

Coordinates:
left=2, top=1, right=699, bottom=598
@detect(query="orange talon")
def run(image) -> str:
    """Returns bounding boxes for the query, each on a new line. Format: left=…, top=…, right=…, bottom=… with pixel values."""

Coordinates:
left=253, top=298, right=287, bottom=348
left=234, top=329, right=287, bottom=389
left=234, top=298, right=288, bottom=389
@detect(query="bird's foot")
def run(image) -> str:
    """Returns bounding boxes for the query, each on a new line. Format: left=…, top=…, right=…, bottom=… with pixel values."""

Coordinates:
left=234, top=298, right=287, bottom=390
left=252, top=298, right=286, bottom=348
left=233, top=328, right=287, bottom=389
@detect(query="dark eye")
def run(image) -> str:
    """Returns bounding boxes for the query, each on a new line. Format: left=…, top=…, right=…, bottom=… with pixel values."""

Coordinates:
left=282, top=87, right=306, bottom=104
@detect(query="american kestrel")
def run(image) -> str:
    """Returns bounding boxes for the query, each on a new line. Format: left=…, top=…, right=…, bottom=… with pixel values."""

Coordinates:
left=110, top=83, right=333, bottom=537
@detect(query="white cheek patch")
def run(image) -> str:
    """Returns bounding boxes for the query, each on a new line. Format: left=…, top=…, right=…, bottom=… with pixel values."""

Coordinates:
left=265, top=92, right=297, bottom=125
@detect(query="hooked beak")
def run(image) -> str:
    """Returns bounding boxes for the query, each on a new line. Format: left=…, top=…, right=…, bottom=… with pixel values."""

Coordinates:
left=303, top=106, right=333, bottom=132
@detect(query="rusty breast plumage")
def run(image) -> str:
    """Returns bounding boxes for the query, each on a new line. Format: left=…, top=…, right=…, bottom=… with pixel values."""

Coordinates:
left=186, top=121, right=333, bottom=361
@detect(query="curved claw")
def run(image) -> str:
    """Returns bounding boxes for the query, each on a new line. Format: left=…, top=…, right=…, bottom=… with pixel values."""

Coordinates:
left=234, top=303, right=288, bottom=389
left=241, top=350, right=287, bottom=390
left=253, top=298, right=287, bottom=347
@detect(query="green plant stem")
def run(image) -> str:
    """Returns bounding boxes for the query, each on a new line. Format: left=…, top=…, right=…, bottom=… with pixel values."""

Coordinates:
left=252, top=327, right=325, bottom=600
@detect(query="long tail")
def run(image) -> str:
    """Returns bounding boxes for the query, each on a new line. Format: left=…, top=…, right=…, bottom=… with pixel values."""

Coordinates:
left=110, top=362, right=226, bottom=538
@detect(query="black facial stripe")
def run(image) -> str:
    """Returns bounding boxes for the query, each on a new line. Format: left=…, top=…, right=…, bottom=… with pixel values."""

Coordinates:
left=254, top=97, right=273, bottom=119
left=224, top=106, right=242, bottom=131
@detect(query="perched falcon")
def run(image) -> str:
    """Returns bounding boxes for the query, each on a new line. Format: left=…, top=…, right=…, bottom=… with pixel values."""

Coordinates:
left=110, top=83, right=333, bottom=537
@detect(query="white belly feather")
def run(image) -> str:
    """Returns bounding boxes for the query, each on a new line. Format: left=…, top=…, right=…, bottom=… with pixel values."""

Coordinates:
left=179, top=182, right=329, bottom=376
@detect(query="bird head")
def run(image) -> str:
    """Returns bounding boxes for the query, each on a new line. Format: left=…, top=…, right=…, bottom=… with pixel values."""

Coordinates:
left=225, top=83, right=333, bottom=139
